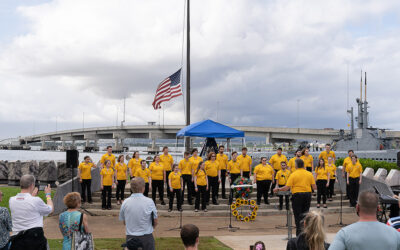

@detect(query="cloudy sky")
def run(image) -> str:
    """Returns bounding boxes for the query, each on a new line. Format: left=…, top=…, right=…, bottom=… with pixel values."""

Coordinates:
left=1, top=0, right=400, bottom=139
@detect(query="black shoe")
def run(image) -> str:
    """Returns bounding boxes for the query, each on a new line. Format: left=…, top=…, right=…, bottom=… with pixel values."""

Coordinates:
left=213, top=202, right=219, bottom=205
left=279, top=207, right=283, bottom=210
left=269, top=194, right=274, bottom=198
left=222, top=196, right=227, bottom=200
left=265, top=201, right=270, bottom=205
left=102, top=207, right=106, bottom=210
left=206, top=202, right=209, bottom=206
left=257, top=202, right=261, bottom=205
left=188, top=201, right=193, bottom=205
left=179, top=209, right=183, bottom=212
left=161, top=201, right=166, bottom=205
left=107, top=207, right=112, bottom=210
left=88, top=201, right=93, bottom=204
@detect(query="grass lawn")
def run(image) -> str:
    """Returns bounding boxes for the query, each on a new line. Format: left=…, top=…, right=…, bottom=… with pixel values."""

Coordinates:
left=0, top=186, right=55, bottom=211
left=48, top=237, right=231, bottom=250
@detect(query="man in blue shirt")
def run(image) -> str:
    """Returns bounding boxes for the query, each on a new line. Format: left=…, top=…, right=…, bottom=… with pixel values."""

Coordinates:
left=330, top=190, right=400, bottom=250
left=120, top=177, right=158, bottom=250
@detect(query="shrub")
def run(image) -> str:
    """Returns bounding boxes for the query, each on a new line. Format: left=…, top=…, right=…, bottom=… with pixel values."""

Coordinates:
left=335, top=158, right=399, bottom=173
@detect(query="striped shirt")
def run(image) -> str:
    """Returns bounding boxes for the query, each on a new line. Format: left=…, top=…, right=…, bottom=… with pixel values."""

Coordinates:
left=387, top=216, right=400, bottom=232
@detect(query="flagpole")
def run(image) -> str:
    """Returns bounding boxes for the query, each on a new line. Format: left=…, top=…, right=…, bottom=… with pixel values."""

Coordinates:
left=185, top=0, right=191, bottom=151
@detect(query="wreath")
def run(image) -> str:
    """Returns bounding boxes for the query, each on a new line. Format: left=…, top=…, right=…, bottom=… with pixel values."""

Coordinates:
left=232, top=176, right=253, bottom=198
left=231, top=198, right=258, bottom=222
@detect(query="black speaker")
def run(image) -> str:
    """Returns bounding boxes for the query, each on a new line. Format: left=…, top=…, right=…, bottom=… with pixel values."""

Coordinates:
left=66, top=150, right=79, bottom=168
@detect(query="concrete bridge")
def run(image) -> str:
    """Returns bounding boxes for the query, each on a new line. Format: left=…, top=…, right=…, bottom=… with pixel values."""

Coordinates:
left=13, top=125, right=400, bottom=151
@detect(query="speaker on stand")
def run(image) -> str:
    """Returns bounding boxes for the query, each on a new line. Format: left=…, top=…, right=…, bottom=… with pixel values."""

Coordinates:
left=66, top=149, right=79, bottom=192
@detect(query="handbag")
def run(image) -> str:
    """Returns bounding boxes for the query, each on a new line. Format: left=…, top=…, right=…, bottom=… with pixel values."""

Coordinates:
left=71, top=213, right=94, bottom=250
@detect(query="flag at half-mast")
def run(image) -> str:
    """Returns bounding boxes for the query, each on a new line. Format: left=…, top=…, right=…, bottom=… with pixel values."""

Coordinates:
left=152, top=69, right=182, bottom=110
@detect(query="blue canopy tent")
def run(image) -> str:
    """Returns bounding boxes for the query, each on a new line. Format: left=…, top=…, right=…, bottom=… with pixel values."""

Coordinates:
left=177, top=119, right=244, bottom=138
left=176, top=119, right=245, bottom=156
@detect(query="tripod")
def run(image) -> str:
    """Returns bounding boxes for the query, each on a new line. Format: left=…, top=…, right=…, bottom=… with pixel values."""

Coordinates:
left=218, top=185, right=240, bottom=231
left=168, top=190, right=184, bottom=231
left=274, top=191, right=294, bottom=240
left=329, top=177, right=347, bottom=227
left=168, top=209, right=183, bottom=231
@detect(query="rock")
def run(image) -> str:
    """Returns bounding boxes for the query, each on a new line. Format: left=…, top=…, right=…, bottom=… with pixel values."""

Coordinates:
left=0, top=161, right=8, bottom=183
left=37, top=161, right=57, bottom=182
left=8, top=161, right=23, bottom=186
left=57, top=161, right=77, bottom=183
left=21, top=161, right=39, bottom=178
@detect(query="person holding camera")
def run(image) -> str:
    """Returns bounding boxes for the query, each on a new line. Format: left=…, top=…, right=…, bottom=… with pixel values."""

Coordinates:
left=9, top=175, right=53, bottom=250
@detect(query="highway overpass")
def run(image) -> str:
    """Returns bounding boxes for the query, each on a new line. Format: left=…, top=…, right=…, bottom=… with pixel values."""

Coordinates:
left=11, top=125, right=400, bottom=150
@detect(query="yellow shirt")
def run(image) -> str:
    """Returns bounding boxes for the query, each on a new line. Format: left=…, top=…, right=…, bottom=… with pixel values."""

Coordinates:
left=327, top=164, right=337, bottom=179
left=228, top=160, right=241, bottom=174
left=347, top=162, right=363, bottom=178
left=135, top=168, right=150, bottom=183
left=286, top=168, right=315, bottom=194
left=288, top=157, right=299, bottom=172
left=253, top=164, right=274, bottom=181
left=301, top=155, right=313, bottom=169
left=269, top=154, right=288, bottom=171
left=216, top=153, right=228, bottom=170
left=128, top=158, right=142, bottom=176
left=315, top=167, right=329, bottom=180
left=179, top=159, right=193, bottom=175
left=149, top=162, right=165, bottom=180
left=275, top=169, right=291, bottom=186
left=78, top=162, right=94, bottom=179
left=343, top=157, right=360, bottom=172
left=195, top=169, right=207, bottom=186
left=160, top=154, right=173, bottom=171
left=189, top=156, right=203, bottom=171
left=115, top=162, right=128, bottom=180
left=318, top=150, right=336, bottom=163
left=169, top=172, right=182, bottom=189
left=205, top=160, right=219, bottom=177
left=100, top=153, right=116, bottom=168
left=100, top=168, right=114, bottom=186
left=237, top=155, right=252, bottom=172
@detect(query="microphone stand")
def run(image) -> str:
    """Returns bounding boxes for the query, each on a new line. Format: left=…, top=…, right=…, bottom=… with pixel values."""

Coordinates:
left=329, top=174, right=347, bottom=227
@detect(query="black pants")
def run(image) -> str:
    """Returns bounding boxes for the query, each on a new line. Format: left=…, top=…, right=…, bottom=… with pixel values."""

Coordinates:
left=316, top=180, right=327, bottom=204
left=10, top=227, right=47, bottom=250
left=102, top=186, right=112, bottom=209
left=278, top=184, right=289, bottom=210
left=152, top=180, right=164, bottom=202
left=207, top=176, right=218, bottom=204
left=230, top=173, right=240, bottom=183
left=195, top=185, right=207, bottom=210
left=81, top=179, right=92, bottom=202
left=243, top=171, right=250, bottom=178
left=116, top=180, right=126, bottom=200
left=143, top=182, right=149, bottom=197
left=256, top=180, right=271, bottom=204
left=169, top=189, right=182, bottom=210
left=292, top=192, right=311, bottom=236
left=220, top=169, right=227, bottom=198
left=328, top=179, right=335, bottom=198
left=182, top=174, right=193, bottom=203
left=344, top=172, right=350, bottom=198
left=165, top=171, right=171, bottom=197
left=349, top=177, right=360, bottom=206
left=126, top=234, right=155, bottom=250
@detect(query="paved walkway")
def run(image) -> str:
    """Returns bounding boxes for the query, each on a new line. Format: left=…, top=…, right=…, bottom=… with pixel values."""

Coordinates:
left=216, top=234, right=337, bottom=250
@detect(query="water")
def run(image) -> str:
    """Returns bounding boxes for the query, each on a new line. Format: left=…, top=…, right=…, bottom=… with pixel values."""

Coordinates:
left=0, top=146, right=186, bottom=163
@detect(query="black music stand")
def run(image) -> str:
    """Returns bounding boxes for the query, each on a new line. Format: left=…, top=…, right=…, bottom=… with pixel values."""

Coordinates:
left=329, top=178, right=347, bottom=227
left=168, top=191, right=184, bottom=231
left=274, top=191, right=294, bottom=240
left=218, top=185, right=240, bottom=231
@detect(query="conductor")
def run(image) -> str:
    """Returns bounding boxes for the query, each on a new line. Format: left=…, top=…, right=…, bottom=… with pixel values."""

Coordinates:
left=273, top=159, right=316, bottom=236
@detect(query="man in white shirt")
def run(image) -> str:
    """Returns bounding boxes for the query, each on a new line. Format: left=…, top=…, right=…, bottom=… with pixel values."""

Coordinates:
left=9, top=175, right=53, bottom=250
left=120, top=177, right=158, bottom=250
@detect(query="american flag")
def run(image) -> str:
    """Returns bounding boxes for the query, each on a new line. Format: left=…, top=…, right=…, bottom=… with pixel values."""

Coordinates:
left=152, top=69, right=182, bottom=110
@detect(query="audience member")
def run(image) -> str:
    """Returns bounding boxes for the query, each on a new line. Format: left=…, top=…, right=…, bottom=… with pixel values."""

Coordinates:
left=387, top=195, right=400, bottom=232
left=180, top=224, right=199, bottom=250
left=329, top=190, right=400, bottom=250
left=120, top=177, right=158, bottom=250
left=0, top=190, right=12, bottom=250
left=286, top=211, right=329, bottom=250
left=58, top=192, right=89, bottom=250
left=252, top=241, right=266, bottom=250
left=9, top=175, right=53, bottom=250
